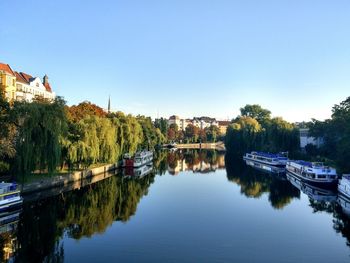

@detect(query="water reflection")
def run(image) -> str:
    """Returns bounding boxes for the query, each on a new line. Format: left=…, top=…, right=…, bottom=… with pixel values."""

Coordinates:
left=2, top=150, right=350, bottom=262
left=165, top=149, right=225, bottom=175
left=11, top=172, right=155, bottom=262
left=0, top=209, right=20, bottom=262
left=225, top=154, right=300, bottom=209
left=286, top=172, right=337, bottom=203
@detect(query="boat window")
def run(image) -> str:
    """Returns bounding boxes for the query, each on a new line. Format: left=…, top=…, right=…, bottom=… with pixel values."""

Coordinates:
left=317, top=175, right=326, bottom=179
left=308, top=173, right=316, bottom=178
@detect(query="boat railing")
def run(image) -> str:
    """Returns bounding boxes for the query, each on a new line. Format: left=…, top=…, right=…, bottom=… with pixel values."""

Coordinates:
left=0, top=183, right=19, bottom=195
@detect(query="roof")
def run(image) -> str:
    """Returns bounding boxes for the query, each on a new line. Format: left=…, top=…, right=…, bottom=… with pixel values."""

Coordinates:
left=14, top=71, right=28, bottom=84
left=218, top=121, right=231, bottom=126
left=18, top=72, right=33, bottom=83
left=44, top=82, right=52, bottom=92
left=252, top=151, right=288, bottom=159
left=0, top=63, right=15, bottom=76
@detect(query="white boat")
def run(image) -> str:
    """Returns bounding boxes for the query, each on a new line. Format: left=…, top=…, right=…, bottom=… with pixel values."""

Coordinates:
left=123, top=165, right=153, bottom=178
left=0, top=182, right=23, bottom=212
left=243, top=151, right=288, bottom=166
left=338, top=174, right=350, bottom=198
left=244, top=159, right=286, bottom=175
left=286, top=160, right=338, bottom=187
left=286, top=173, right=337, bottom=202
left=123, top=150, right=153, bottom=168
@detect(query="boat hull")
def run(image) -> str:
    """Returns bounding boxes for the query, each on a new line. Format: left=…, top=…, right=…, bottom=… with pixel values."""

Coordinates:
left=243, top=156, right=286, bottom=167
left=286, top=170, right=337, bottom=188
left=0, top=198, right=23, bottom=212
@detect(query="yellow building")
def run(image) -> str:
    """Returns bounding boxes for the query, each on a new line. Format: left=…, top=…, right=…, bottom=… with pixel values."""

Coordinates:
left=0, top=63, right=16, bottom=101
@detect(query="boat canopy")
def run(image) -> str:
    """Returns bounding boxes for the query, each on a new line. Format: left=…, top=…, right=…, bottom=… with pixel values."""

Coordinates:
left=251, top=151, right=288, bottom=159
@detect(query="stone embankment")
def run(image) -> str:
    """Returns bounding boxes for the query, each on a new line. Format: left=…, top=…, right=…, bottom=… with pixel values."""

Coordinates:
left=22, top=163, right=118, bottom=195
left=175, top=141, right=226, bottom=151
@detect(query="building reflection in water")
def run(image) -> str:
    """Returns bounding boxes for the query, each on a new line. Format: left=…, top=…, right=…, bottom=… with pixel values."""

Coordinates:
left=166, top=149, right=226, bottom=175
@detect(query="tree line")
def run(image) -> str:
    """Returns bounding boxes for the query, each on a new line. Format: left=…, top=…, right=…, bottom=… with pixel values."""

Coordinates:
left=225, top=104, right=300, bottom=156
left=307, top=96, right=350, bottom=173
left=0, top=93, right=165, bottom=177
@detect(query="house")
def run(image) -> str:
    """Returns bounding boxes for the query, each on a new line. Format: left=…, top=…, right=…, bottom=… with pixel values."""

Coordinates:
left=217, top=121, right=231, bottom=135
left=0, top=63, right=16, bottom=101
left=0, top=62, right=55, bottom=102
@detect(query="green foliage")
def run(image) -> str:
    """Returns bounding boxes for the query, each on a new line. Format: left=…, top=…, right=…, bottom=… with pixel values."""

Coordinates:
left=13, top=97, right=68, bottom=176
left=240, top=104, right=271, bottom=124
left=0, top=91, right=16, bottom=162
left=309, top=96, right=350, bottom=172
left=154, top=117, right=168, bottom=135
left=225, top=105, right=299, bottom=156
left=137, top=115, right=166, bottom=149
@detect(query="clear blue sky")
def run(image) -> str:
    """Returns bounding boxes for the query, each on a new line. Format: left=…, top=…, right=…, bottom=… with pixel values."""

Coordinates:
left=1, top=0, right=349, bottom=122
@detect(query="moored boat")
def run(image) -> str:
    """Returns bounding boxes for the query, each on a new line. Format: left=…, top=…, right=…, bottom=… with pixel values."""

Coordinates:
left=286, top=172, right=337, bottom=202
left=0, top=182, right=23, bottom=212
left=243, top=151, right=288, bottom=167
left=338, top=174, right=350, bottom=198
left=286, top=160, right=338, bottom=188
left=122, top=150, right=153, bottom=168
left=244, top=159, right=286, bottom=175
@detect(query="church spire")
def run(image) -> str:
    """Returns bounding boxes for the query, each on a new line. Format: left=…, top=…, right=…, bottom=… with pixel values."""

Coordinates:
left=108, top=95, right=111, bottom=113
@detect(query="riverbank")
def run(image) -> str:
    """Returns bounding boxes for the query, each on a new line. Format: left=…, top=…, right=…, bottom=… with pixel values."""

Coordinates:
left=175, top=142, right=226, bottom=151
left=21, top=163, right=119, bottom=195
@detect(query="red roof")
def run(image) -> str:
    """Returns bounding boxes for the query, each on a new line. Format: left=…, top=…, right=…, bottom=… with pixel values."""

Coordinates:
left=14, top=71, right=28, bottom=84
left=19, top=72, right=33, bottom=83
left=1, top=62, right=53, bottom=93
left=218, top=121, right=231, bottom=126
left=0, top=63, right=15, bottom=76
left=44, top=82, right=52, bottom=92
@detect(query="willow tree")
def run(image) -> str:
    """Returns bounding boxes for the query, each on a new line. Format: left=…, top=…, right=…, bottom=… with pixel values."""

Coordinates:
left=66, top=116, right=118, bottom=168
left=13, top=97, right=68, bottom=177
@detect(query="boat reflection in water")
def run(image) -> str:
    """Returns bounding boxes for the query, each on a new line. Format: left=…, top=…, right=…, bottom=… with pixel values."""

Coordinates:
left=338, top=194, right=350, bottom=218
left=0, top=208, right=21, bottom=262
left=286, top=172, right=337, bottom=202
left=244, top=159, right=286, bottom=176
left=123, top=164, right=153, bottom=178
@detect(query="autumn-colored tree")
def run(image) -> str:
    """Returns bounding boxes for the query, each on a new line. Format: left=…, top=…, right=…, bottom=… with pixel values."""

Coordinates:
left=66, top=101, right=106, bottom=123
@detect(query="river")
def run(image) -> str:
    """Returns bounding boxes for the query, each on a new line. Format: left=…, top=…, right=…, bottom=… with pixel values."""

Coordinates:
left=1, top=149, right=350, bottom=262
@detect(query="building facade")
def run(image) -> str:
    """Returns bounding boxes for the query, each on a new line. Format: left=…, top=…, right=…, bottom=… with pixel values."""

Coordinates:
left=299, top=128, right=323, bottom=148
left=0, top=63, right=16, bottom=101
left=0, top=62, right=55, bottom=102
left=168, top=115, right=229, bottom=134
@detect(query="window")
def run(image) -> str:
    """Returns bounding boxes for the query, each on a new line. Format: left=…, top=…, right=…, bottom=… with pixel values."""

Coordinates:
left=12, top=79, right=15, bottom=86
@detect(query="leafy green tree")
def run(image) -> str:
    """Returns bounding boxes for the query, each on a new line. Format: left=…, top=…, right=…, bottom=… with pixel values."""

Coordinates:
left=240, top=104, right=271, bottom=124
left=13, top=97, right=68, bottom=176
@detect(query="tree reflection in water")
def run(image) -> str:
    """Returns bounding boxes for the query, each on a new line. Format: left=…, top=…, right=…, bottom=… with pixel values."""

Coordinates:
left=3, top=150, right=350, bottom=262
left=225, top=153, right=300, bottom=209
left=10, top=172, right=155, bottom=263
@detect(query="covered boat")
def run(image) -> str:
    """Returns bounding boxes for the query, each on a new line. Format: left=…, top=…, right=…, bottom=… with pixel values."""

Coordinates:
left=123, top=150, right=153, bottom=168
left=338, top=174, right=350, bottom=199
left=243, top=151, right=288, bottom=166
left=0, top=182, right=23, bottom=212
left=286, top=160, right=338, bottom=187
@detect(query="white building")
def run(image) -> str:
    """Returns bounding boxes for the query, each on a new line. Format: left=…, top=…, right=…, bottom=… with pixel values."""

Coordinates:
left=169, top=115, right=219, bottom=131
left=15, top=72, right=55, bottom=102
left=299, top=128, right=323, bottom=148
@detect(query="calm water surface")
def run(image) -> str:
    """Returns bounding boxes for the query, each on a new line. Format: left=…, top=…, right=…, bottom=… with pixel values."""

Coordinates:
left=2, top=150, right=350, bottom=262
